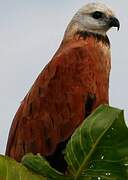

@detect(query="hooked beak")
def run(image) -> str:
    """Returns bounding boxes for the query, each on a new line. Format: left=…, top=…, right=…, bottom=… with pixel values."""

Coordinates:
left=109, top=17, right=120, bottom=31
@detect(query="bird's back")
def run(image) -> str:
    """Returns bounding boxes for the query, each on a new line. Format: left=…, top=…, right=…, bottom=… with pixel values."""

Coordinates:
left=6, top=34, right=111, bottom=169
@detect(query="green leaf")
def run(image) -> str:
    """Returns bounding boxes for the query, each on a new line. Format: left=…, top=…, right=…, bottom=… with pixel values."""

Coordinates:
left=0, top=105, right=128, bottom=180
left=0, top=155, right=45, bottom=180
left=65, top=105, right=128, bottom=180
left=22, top=153, right=71, bottom=180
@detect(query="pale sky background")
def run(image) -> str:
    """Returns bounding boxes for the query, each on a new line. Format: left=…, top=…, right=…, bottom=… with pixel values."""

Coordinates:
left=0, top=0, right=128, bottom=154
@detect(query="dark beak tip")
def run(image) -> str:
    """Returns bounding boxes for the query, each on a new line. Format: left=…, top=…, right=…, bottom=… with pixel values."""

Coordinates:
left=117, top=21, right=120, bottom=31
left=117, top=24, right=120, bottom=31
left=109, top=17, right=120, bottom=31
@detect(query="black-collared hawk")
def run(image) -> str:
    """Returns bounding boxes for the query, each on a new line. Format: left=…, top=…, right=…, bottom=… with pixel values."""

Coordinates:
left=6, top=3, right=120, bottom=172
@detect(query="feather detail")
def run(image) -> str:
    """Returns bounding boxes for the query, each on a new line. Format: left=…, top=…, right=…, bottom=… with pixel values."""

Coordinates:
left=6, top=35, right=111, bottom=166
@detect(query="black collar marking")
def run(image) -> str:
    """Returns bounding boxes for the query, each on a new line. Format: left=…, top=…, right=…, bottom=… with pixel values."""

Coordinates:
left=76, top=31, right=110, bottom=47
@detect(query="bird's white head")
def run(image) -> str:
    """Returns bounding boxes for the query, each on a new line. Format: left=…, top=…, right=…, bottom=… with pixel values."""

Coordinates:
left=64, top=3, right=120, bottom=39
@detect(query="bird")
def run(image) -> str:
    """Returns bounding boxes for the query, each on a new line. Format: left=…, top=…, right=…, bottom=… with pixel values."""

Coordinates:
left=6, top=3, right=120, bottom=172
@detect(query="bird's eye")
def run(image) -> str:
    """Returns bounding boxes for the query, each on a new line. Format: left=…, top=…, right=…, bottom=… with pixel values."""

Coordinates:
left=92, top=11, right=103, bottom=19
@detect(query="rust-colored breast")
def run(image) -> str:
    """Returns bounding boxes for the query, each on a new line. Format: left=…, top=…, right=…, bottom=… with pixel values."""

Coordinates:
left=6, top=36, right=111, bottom=161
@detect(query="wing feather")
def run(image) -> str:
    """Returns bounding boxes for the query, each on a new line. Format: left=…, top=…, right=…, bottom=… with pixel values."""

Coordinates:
left=6, top=39, right=109, bottom=161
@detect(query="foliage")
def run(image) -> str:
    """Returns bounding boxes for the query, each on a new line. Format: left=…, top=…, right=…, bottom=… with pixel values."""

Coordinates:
left=0, top=105, right=128, bottom=180
left=65, top=105, right=128, bottom=179
left=0, top=155, right=45, bottom=180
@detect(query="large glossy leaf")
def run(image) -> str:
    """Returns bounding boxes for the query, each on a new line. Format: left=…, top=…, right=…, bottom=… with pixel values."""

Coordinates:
left=0, top=155, right=45, bottom=180
left=65, top=105, right=128, bottom=180
left=1, top=105, right=128, bottom=180
left=22, top=153, right=71, bottom=179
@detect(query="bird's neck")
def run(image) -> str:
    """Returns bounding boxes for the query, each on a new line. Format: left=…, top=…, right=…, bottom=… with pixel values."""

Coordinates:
left=63, top=22, right=110, bottom=47
left=63, top=30, right=110, bottom=48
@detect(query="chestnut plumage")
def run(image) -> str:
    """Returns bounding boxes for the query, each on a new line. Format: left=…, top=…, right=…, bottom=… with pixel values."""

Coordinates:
left=6, top=3, right=119, bottom=172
